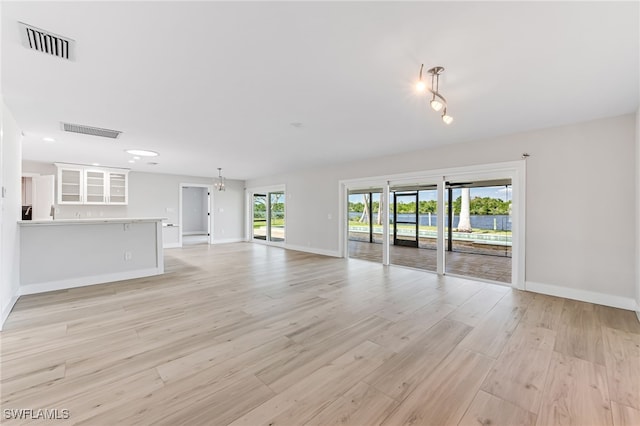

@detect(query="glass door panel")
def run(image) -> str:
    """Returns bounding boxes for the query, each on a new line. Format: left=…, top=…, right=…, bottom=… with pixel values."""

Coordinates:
left=418, top=189, right=438, bottom=250
left=348, top=193, right=369, bottom=243
left=253, top=194, right=267, bottom=240
left=445, top=179, right=512, bottom=284
left=371, top=192, right=383, bottom=244
left=388, top=185, right=437, bottom=272
left=269, top=192, right=285, bottom=242
left=347, top=190, right=383, bottom=263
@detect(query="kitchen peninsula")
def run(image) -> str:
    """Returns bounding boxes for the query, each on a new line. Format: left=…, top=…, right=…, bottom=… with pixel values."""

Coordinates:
left=19, top=217, right=164, bottom=295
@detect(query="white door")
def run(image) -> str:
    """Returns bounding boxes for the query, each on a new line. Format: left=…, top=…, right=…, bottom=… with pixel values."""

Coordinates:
left=32, top=175, right=55, bottom=220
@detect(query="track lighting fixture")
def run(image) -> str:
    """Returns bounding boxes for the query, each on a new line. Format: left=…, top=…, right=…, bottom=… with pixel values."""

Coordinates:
left=417, top=64, right=453, bottom=125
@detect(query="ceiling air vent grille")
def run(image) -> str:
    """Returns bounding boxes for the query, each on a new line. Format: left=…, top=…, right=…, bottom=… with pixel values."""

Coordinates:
left=19, top=22, right=75, bottom=60
left=61, top=122, right=122, bottom=139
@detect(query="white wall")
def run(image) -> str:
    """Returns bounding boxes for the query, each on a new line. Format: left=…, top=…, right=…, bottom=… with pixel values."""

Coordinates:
left=212, top=179, right=245, bottom=243
left=128, top=171, right=245, bottom=243
left=182, top=186, right=208, bottom=234
left=636, top=109, right=640, bottom=319
left=1, top=101, right=22, bottom=329
left=247, top=114, right=637, bottom=308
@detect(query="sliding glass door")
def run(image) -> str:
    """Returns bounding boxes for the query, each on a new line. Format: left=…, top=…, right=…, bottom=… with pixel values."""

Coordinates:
left=444, top=179, right=512, bottom=283
left=252, top=191, right=285, bottom=243
left=344, top=170, right=519, bottom=285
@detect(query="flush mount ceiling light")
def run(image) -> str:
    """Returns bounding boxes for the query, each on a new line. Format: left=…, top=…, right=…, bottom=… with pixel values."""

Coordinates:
left=125, top=149, right=158, bottom=157
left=416, top=64, right=454, bottom=125
left=215, top=168, right=226, bottom=192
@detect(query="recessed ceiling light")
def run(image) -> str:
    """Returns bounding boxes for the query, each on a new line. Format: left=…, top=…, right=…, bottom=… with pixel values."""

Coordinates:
left=92, top=163, right=100, bottom=166
left=133, top=156, right=140, bottom=160
left=43, top=137, right=55, bottom=142
left=128, top=160, right=135, bottom=164
left=125, top=149, right=158, bottom=157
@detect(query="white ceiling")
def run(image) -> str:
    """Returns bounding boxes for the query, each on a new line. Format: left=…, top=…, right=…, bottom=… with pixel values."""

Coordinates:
left=2, top=1, right=638, bottom=180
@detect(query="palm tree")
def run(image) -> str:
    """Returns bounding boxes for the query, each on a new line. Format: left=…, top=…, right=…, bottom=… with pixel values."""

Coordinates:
left=359, top=194, right=370, bottom=223
left=457, top=188, right=472, bottom=232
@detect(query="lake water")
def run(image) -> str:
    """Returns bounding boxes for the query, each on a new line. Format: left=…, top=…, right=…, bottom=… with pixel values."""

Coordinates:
left=350, top=213, right=512, bottom=231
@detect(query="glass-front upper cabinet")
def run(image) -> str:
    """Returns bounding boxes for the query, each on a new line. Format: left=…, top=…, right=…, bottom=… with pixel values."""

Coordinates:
left=58, top=166, right=83, bottom=204
left=108, top=172, right=128, bottom=204
left=55, top=163, right=129, bottom=205
left=84, top=169, right=107, bottom=204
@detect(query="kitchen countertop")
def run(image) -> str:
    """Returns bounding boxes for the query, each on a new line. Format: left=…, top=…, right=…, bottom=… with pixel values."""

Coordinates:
left=18, top=217, right=167, bottom=226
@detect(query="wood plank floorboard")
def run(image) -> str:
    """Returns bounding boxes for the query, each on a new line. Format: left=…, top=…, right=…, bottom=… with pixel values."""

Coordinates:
left=1, top=242, right=638, bottom=425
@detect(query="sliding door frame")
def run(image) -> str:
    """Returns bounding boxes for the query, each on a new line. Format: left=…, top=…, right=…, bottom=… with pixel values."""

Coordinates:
left=245, top=184, right=286, bottom=247
left=339, top=160, right=526, bottom=289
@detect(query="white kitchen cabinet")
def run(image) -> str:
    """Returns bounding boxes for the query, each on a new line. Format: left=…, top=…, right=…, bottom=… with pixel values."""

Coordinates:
left=84, top=169, right=107, bottom=204
left=57, top=166, right=84, bottom=204
left=108, top=172, right=128, bottom=204
left=56, top=163, right=129, bottom=205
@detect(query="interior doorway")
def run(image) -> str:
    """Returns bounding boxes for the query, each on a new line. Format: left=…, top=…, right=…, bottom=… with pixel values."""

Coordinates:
left=180, top=184, right=211, bottom=246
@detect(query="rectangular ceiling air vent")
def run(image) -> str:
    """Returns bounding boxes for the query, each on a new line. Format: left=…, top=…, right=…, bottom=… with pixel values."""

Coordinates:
left=61, top=122, right=122, bottom=139
left=19, top=22, right=75, bottom=60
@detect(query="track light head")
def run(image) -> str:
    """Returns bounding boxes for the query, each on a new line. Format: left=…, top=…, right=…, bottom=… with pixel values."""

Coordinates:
left=417, top=64, right=454, bottom=125
left=430, top=98, right=444, bottom=112
left=442, top=109, right=453, bottom=125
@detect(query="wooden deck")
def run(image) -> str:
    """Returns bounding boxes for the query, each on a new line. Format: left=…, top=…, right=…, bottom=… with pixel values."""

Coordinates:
left=349, top=240, right=512, bottom=283
left=1, top=243, right=638, bottom=425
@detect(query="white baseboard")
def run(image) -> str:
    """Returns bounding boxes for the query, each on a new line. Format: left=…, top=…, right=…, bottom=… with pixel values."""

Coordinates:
left=20, top=268, right=163, bottom=296
left=284, top=244, right=341, bottom=258
left=526, top=281, right=637, bottom=311
left=211, top=238, right=244, bottom=245
left=0, top=290, right=20, bottom=331
left=163, top=242, right=182, bottom=248
left=182, top=231, right=208, bottom=236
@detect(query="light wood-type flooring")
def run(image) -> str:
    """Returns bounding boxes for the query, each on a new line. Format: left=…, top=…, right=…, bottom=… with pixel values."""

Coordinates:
left=1, top=243, right=639, bottom=425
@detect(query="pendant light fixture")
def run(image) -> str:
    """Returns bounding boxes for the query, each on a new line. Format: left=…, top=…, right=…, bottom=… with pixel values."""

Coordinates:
left=416, top=64, right=454, bottom=125
left=215, top=167, right=226, bottom=191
